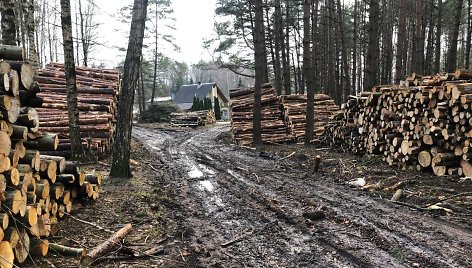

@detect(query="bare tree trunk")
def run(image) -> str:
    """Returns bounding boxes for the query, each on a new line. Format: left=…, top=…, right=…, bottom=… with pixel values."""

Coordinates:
left=136, top=68, right=143, bottom=114
left=326, top=0, right=335, bottom=99
left=465, top=0, right=471, bottom=68
left=140, top=61, right=146, bottom=111
left=434, top=0, right=442, bottom=73
left=446, top=0, right=464, bottom=72
left=311, top=0, right=319, bottom=90
left=336, top=0, right=351, bottom=102
left=78, top=0, right=88, bottom=66
left=274, top=0, right=283, bottom=95
left=425, top=0, right=435, bottom=75
left=1, top=0, right=17, bottom=45
left=412, top=0, right=423, bottom=74
left=352, top=0, right=358, bottom=93
left=16, top=0, right=26, bottom=47
left=364, top=0, right=380, bottom=91
left=294, top=21, right=303, bottom=94
left=151, top=1, right=158, bottom=105
left=75, top=0, right=81, bottom=65
left=265, top=0, right=275, bottom=85
left=283, top=0, right=291, bottom=95
left=60, top=0, right=84, bottom=158
left=253, top=0, right=265, bottom=145
left=25, top=0, right=40, bottom=73
left=110, top=0, right=148, bottom=178
left=304, top=0, right=315, bottom=145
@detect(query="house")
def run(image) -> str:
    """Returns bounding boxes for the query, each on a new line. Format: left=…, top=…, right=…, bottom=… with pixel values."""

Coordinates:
left=173, top=82, right=230, bottom=120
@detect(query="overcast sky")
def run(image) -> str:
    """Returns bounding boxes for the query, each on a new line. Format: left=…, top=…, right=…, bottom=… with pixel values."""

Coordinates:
left=91, top=0, right=217, bottom=67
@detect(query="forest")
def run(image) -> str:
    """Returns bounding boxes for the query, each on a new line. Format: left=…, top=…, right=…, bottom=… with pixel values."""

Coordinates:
left=2, top=0, right=471, bottom=107
left=211, top=0, right=472, bottom=104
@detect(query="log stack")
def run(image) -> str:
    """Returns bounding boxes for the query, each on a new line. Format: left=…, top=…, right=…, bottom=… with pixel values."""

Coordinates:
left=0, top=44, right=102, bottom=267
left=324, top=69, right=472, bottom=177
left=35, top=62, right=120, bottom=157
left=279, top=94, right=341, bottom=143
left=230, top=84, right=293, bottom=145
left=170, top=110, right=216, bottom=127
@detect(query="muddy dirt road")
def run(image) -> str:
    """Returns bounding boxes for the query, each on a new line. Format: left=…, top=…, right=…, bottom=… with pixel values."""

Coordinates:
left=133, top=124, right=472, bottom=268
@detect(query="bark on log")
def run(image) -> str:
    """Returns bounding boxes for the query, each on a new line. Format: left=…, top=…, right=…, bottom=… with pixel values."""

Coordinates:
left=80, top=224, right=133, bottom=266
left=0, top=45, right=24, bottom=61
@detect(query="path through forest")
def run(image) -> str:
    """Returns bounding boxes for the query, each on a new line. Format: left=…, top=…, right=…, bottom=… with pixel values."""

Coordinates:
left=132, top=124, right=472, bottom=268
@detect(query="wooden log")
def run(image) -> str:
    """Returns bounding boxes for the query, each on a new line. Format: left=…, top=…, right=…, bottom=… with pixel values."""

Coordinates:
left=454, top=69, right=472, bottom=79
left=418, top=151, right=432, bottom=167
left=24, top=133, right=58, bottom=151
left=13, top=228, right=30, bottom=263
left=0, top=213, right=8, bottom=230
left=40, top=155, right=66, bottom=173
left=84, top=173, right=102, bottom=185
left=63, top=161, right=80, bottom=174
left=0, top=45, right=24, bottom=61
left=49, top=243, right=85, bottom=257
left=81, top=224, right=133, bottom=266
left=0, top=241, right=14, bottom=268
left=30, top=238, right=48, bottom=257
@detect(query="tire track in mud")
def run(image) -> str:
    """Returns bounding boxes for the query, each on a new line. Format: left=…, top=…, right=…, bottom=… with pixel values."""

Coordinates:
left=133, top=125, right=472, bottom=268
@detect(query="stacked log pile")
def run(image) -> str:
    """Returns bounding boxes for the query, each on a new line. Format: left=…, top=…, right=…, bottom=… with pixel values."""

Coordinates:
left=279, top=94, right=341, bottom=143
left=324, top=69, right=472, bottom=177
left=170, top=110, right=216, bottom=127
left=35, top=62, right=120, bottom=157
left=230, top=84, right=293, bottom=145
left=0, top=44, right=102, bottom=266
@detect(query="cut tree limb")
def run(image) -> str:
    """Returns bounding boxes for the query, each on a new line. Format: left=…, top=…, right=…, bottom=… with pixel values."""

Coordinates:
left=49, top=243, right=85, bottom=257
left=80, top=223, right=133, bottom=266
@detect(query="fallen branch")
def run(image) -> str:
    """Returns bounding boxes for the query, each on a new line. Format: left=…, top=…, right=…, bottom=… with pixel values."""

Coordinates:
left=81, top=223, right=133, bottom=267
left=423, top=192, right=472, bottom=208
left=221, top=229, right=254, bottom=248
left=63, top=212, right=114, bottom=234
left=391, top=201, right=454, bottom=213
left=92, top=245, right=164, bottom=265
left=49, top=243, right=86, bottom=257
left=279, top=151, right=296, bottom=161
left=148, top=164, right=159, bottom=172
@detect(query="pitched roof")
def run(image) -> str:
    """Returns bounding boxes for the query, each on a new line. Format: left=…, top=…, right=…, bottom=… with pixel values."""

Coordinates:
left=174, top=83, right=229, bottom=104
left=174, top=83, right=215, bottom=103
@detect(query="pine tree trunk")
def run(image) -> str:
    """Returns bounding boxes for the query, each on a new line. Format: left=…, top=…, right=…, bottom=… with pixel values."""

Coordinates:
left=352, top=0, right=358, bottom=93
left=151, top=3, right=158, bottom=105
left=446, top=0, right=464, bottom=72
left=274, top=0, right=283, bottom=95
left=283, top=0, right=291, bottom=95
left=26, top=0, right=40, bottom=73
left=265, top=0, right=275, bottom=86
left=140, top=61, right=145, bottom=111
left=465, top=0, right=471, bottom=69
left=110, top=0, right=148, bottom=178
left=136, top=70, right=143, bottom=114
left=336, top=0, right=351, bottom=102
left=327, top=0, right=336, bottom=99
left=60, top=0, right=84, bottom=159
left=412, top=0, right=424, bottom=74
left=434, top=0, right=442, bottom=73
left=78, top=0, right=88, bottom=67
left=364, top=0, right=380, bottom=91
left=311, top=0, right=319, bottom=91
left=253, top=0, right=265, bottom=145
left=425, top=0, right=435, bottom=75
left=1, top=0, right=17, bottom=45
left=304, top=0, right=315, bottom=145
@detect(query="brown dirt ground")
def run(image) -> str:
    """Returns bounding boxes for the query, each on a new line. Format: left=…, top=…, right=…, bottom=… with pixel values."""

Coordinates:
left=254, top=143, right=472, bottom=227
left=32, top=139, right=180, bottom=268
left=23, top=123, right=472, bottom=267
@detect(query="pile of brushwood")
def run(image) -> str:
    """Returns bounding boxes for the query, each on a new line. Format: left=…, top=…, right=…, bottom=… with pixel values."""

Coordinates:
left=139, top=102, right=180, bottom=123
